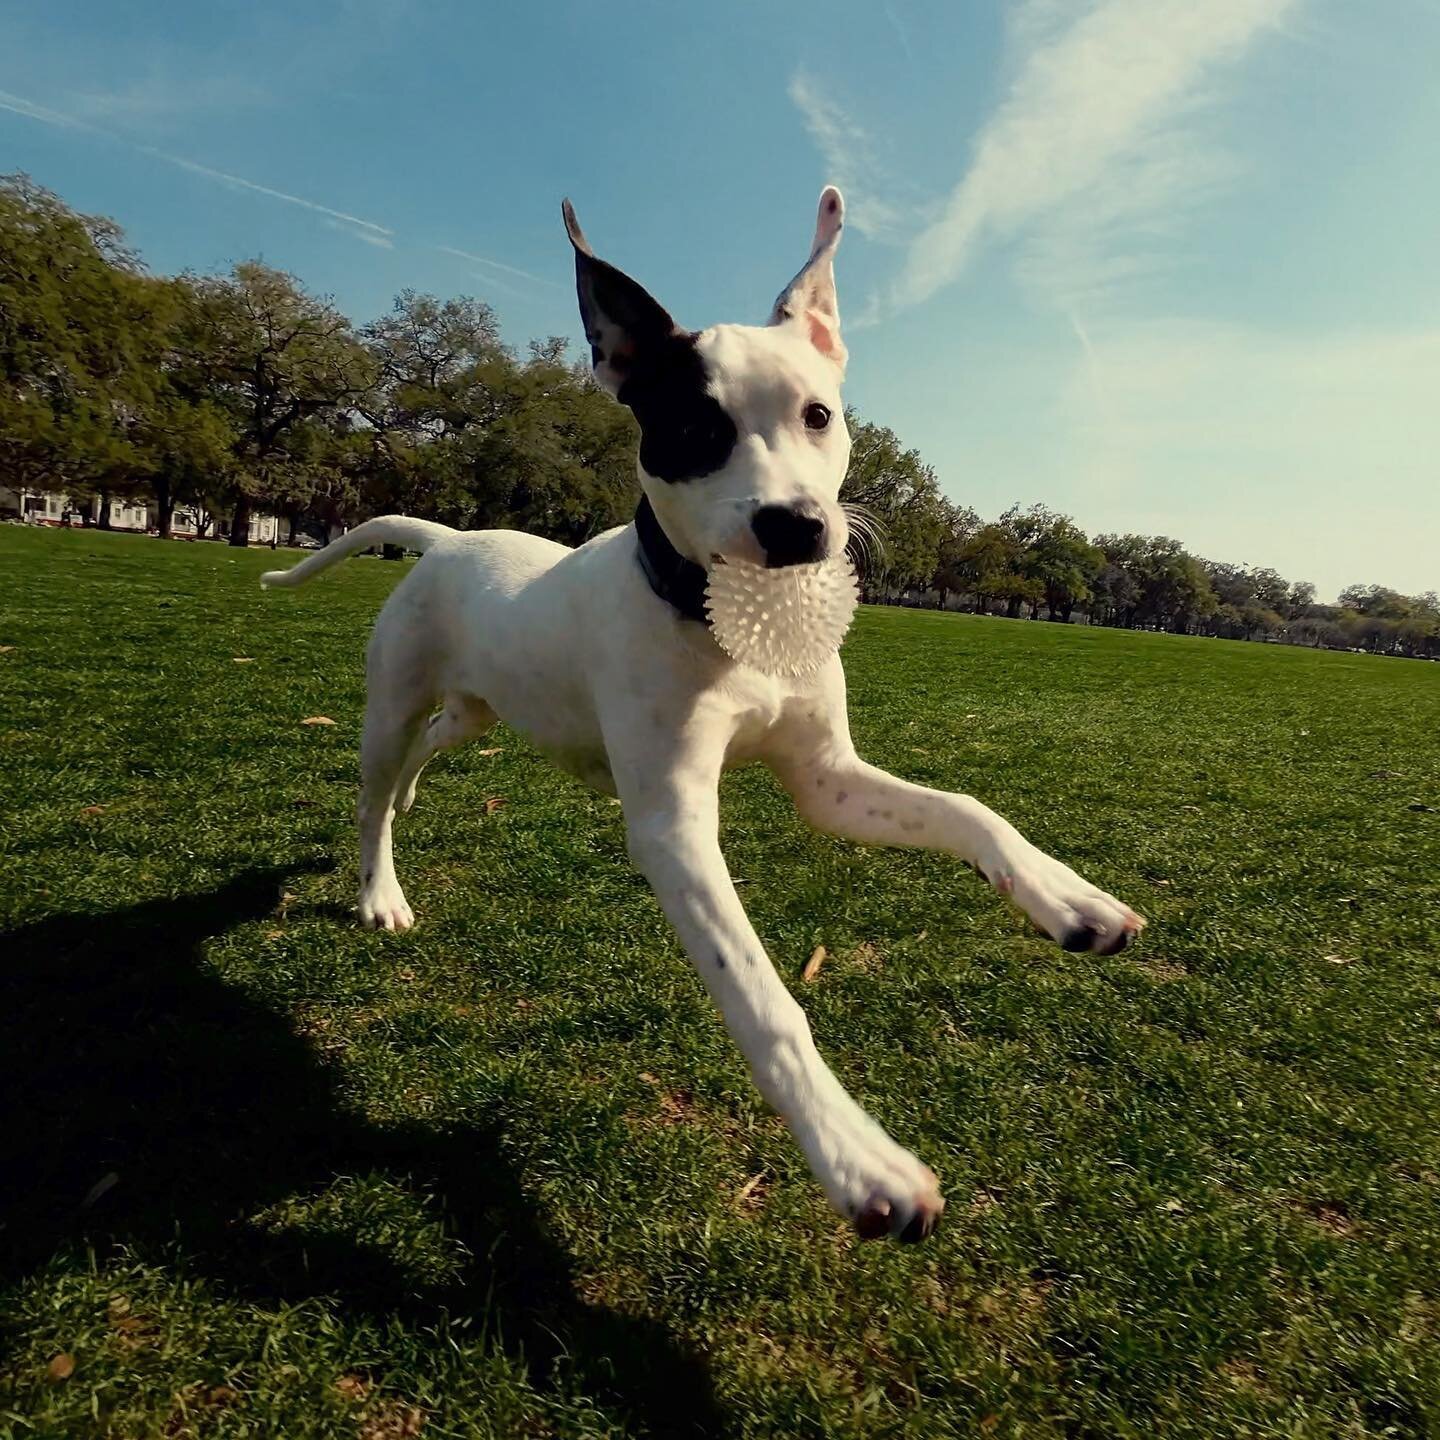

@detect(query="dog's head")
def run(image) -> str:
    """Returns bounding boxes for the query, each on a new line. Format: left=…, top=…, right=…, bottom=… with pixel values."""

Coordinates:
left=563, top=188, right=850, bottom=569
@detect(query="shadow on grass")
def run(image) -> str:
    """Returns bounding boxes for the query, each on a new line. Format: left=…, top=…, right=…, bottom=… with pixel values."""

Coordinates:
left=0, top=868, right=725, bottom=1437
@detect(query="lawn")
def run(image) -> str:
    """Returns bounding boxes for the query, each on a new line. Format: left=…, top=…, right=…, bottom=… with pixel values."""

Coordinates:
left=1, top=524, right=1437, bottom=1439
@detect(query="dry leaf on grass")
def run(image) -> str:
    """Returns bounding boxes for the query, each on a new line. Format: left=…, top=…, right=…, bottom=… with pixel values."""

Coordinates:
left=1324, top=954, right=1355, bottom=966
left=232, top=656, right=254, bottom=663
left=736, top=1172, right=769, bottom=1208
left=46, top=1352, right=75, bottom=1383
left=0, top=645, right=15, bottom=654
left=79, top=804, right=106, bottom=816
left=334, top=1374, right=371, bottom=1401
left=802, top=945, right=826, bottom=981
left=483, top=795, right=506, bottom=814
left=301, top=716, right=336, bottom=726
left=80, top=1172, right=119, bottom=1208
left=358, top=1400, right=426, bottom=1439
left=477, top=747, right=504, bottom=756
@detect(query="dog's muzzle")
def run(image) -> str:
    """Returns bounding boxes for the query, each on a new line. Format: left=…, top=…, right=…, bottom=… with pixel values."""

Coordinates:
left=752, top=502, right=827, bottom=568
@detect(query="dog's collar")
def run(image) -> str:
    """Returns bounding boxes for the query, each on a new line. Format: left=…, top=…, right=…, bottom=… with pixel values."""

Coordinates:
left=634, top=496, right=711, bottom=626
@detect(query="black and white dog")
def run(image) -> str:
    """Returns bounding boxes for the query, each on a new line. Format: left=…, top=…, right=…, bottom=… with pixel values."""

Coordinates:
left=263, top=188, right=1144, bottom=1242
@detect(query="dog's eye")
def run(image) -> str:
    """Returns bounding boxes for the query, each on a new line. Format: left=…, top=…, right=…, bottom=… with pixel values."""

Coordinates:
left=803, top=402, right=831, bottom=431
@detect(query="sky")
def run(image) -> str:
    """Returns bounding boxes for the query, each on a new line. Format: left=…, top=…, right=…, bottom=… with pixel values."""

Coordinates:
left=2, top=0, right=1437, bottom=602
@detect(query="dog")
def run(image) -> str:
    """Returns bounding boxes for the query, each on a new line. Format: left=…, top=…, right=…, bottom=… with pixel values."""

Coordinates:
left=262, top=188, right=1145, bottom=1243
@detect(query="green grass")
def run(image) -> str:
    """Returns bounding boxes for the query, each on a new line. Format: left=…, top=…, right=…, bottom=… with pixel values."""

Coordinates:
left=1, top=524, right=1437, bottom=1439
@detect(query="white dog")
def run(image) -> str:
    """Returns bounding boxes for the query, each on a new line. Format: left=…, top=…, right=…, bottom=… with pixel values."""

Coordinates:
left=262, top=188, right=1144, bottom=1242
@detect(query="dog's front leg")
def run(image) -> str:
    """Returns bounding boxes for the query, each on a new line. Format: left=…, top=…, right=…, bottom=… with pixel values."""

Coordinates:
left=608, top=733, right=944, bottom=1242
left=769, top=669, right=1144, bottom=954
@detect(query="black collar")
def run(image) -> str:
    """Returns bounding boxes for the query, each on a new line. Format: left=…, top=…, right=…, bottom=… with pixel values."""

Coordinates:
left=634, top=496, right=711, bottom=625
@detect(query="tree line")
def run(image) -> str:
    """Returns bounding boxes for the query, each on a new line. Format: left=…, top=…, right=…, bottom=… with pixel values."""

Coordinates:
left=3, top=174, right=1435, bottom=659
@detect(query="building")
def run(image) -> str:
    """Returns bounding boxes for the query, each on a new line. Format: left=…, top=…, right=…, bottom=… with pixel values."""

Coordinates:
left=0, top=485, right=281, bottom=544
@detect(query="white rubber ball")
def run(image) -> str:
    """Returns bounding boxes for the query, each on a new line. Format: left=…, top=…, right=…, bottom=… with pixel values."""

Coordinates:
left=705, top=556, right=859, bottom=676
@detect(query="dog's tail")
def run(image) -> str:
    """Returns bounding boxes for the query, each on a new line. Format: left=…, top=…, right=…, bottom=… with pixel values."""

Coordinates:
left=259, top=516, right=455, bottom=590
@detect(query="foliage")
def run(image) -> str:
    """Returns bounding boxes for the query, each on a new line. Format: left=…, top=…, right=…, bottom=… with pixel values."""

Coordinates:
left=1, top=174, right=1435, bottom=657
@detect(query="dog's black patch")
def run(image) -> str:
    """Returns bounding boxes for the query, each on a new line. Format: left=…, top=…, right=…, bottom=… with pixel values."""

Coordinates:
left=620, top=333, right=736, bottom=483
left=714, top=952, right=726, bottom=971
left=563, top=202, right=736, bottom=483
left=1061, top=925, right=1099, bottom=953
left=899, top=1209, right=937, bottom=1244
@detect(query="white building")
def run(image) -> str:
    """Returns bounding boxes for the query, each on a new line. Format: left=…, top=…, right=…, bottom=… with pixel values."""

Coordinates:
left=0, top=485, right=280, bottom=544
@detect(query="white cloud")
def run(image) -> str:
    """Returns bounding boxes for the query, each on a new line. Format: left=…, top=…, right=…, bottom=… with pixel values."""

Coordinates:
left=1050, top=319, right=1440, bottom=597
left=434, top=244, right=552, bottom=287
left=787, top=69, right=907, bottom=241
left=886, top=0, right=1298, bottom=312
left=0, top=85, right=393, bottom=249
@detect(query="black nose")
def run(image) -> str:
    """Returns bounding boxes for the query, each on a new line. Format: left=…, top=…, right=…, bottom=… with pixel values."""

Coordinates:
left=751, top=503, right=827, bottom=567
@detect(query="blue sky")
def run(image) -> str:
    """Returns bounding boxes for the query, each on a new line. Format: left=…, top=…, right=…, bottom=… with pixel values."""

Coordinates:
left=3, top=0, right=1437, bottom=601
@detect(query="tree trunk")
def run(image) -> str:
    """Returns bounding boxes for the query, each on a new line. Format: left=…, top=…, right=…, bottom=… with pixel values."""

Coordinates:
left=1006, top=595, right=1022, bottom=619
left=96, top=490, right=113, bottom=531
left=229, top=495, right=252, bottom=547
left=286, top=512, right=300, bottom=546
left=153, top=477, right=174, bottom=540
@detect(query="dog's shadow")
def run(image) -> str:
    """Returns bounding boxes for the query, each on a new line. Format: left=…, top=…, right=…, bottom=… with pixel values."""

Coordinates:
left=0, top=867, right=725, bottom=1437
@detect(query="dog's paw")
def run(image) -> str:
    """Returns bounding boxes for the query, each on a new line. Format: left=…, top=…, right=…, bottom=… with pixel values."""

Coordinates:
left=807, top=1112, right=945, bottom=1243
left=986, top=842, right=1144, bottom=955
left=358, top=882, right=415, bottom=932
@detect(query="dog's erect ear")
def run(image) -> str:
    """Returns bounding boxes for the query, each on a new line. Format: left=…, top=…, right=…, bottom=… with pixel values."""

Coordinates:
left=769, top=186, right=846, bottom=371
left=562, top=199, right=681, bottom=397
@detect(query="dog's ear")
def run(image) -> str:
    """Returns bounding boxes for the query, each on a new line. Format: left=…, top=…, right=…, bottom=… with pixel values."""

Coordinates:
left=562, top=199, right=681, bottom=397
left=769, top=186, right=846, bottom=371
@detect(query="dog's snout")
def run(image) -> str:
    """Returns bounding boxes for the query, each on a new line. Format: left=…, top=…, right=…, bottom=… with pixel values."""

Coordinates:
left=752, top=503, right=826, bottom=568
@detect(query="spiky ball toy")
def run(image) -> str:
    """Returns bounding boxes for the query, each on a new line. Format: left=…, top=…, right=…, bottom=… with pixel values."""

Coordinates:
left=704, top=555, right=859, bottom=677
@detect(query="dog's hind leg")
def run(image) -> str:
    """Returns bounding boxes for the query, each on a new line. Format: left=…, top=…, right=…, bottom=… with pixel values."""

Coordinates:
left=357, top=688, right=430, bottom=931
left=396, top=694, right=497, bottom=813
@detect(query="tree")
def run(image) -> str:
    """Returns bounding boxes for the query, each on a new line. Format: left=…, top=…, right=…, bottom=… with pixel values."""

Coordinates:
left=840, top=412, right=949, bottom=598
left=182, top=263, right=375, bottom=545
left=0, top=174, right=167, bottom=520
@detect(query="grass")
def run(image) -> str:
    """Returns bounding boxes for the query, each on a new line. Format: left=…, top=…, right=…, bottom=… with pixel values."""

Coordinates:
left=0, top=523, right=1437, bottom=1439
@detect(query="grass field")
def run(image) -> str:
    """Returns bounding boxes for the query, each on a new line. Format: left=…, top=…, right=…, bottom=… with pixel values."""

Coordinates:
left=1, top=524, right=1438, bottom=1439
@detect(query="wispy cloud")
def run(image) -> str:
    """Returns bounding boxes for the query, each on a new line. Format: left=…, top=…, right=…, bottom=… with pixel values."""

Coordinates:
left=0, top=88, right=81, bottom=129
left=884, top=0, right=1298, bottom=313
left=434, top=244, right=552, bottom=288
left=0, top=85, right=395, bottom=249
left=787, top=70, right=908, bottom=241
left=147, top=149, right=394, bottom=244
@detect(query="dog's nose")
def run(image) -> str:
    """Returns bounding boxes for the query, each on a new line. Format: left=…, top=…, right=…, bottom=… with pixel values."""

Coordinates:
left=752, top=503, right=827, bottom=567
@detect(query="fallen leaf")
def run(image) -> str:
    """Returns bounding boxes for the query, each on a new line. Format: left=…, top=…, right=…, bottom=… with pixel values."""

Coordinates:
left=79, top=804, right=106, bottom=816
left=46, top=1352, right=75, bottom=1383
left=301, top=716, right=336, bottom=726
left=477, top=747, right=504, bottom=756
left=736, top=1172, right=768, bottom=1207
left=81, top=1172, right=119, bottom=1208
left=1324, top=954, right=1355, bottom=966
left=0, top=645, right=15, bottom=654
left=483, top=795, right=506, bottom=814
left=396, top=967, right=416, bottom=983
left=1181, top=804, right=1202, bottom=812
left=335, top=1374, right=371, bottom=1401
left=232, top=656, right=254, bottom=663
left=802, top=945, right=826, bottom=982
left=265, top=929, right=285, bottom=940
left=1161, top=1198, right=1186, bottom=1213
left=916, top=929, right=928, bottom=942
left=358, top=1400, right=426, bottom=1439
